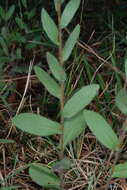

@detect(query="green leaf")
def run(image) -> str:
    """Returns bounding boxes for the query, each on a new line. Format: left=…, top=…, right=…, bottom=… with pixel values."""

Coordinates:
left=0, top=139, right=14, bottom=144
left=125, top=59, right=127, bottom=79
left=21, top=0, right=27, bottom=8
left=54, top=0, right=65, bottom=11
left=63, top=84, right=99, bottom=118
left=63, top=24, right=80, bottom=61
left=0, top=186, right=20, bottom=190
left=0, top=6, right=6, bottom=20
left=41, top=8, right=59, bottom=45
left=15, top=17, right=29, bottom=32
left=52, top=158, right=72, bottom=171
left=83, top=110, right=120, bottom=150
left=47, top=52, right=66, bottom=82
left=116, top=88, right=127, bottom=115
left=60, top=0, right=80, bottom=28
left=0, top=37, right=9, bottom=56
left=34, top=66, right=60, bottom=99
left=12, top=113, right=62, bottom=136
left=29, top=164, right=60, bottom=189
left=5, top=5, right=15, bottom=21
left=63, top=112, right=86, bottom=147
left=112, top=162, right=127, bottom=178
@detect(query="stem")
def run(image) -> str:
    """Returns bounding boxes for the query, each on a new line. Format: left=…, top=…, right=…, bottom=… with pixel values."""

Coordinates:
left=57, top=1, right=65, bottom=189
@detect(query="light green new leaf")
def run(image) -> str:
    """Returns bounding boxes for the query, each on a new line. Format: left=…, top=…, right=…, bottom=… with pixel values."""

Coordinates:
left=63, top=112, right=86, bottom=147
left=41, top=8, right=58, bottom=45
left=12, top=113, right=62, bottom=136
left=63, top=84, right=99, bottom=118
left=34, top=66, right=60, bottom=99
left=29, top=163, right=60, bottom=189
left=60, top=0, right=80, bottom=28
left=63, top=24, right=80, bottom=61
left=83, top=110, right=120, bottom=150
left=125, top=59, right=127, bottom=79
left=111, top=162, right=127, bottom=178
left=54, top=0, right=65, bottom=11
left=47, top=52, right=66, bottom=82
left=116, top=88, right=127, bottom=115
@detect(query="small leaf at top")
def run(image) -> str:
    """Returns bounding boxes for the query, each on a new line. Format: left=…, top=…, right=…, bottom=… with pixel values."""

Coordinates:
left=63, top=84, right=99, bottom=118
left=83, top=110, right=120, bottom=150
left=63, top=24, right=80, bottom=61
left=60, top=0, right=80, bottom=28
left=63, top=111, right=86, bottom=147
left=54, top=0, right=65, bottom=11
left=29, top=163, right=60, bottom=189
left=34, top=66, right=60, bottom=99
left=47, top=52, right=66, bottom=82
left=41, top=8, right=59, bottom=45
left=116, top=88, right=127, bottom=115
left=111, top=162, right=127, bottom=178
left=12, top=113, right=62, bottom=136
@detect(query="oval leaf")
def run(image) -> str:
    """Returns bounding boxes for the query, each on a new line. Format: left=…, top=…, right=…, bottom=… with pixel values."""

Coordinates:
left=63, top=84, right=99, bottom=118
left=47, top=52, right=66, bottom=82
left=41, top=8, right=58, bottom=45
left=63, top=111, right=86, bottom=147
left=29, top=164, right=60, bottom=189
left=60, top=0, right=80, bottom=28
left=12, top=113, right=62, bottom=136
left=34, top=66, right=60, bottom=99
left=112, top=162, right=127, bottom=178
left=116, top=88, right=127, bottom=115
left=63, top=24, right=80, bottom=61
left=83, top=110, right=120, bottom=150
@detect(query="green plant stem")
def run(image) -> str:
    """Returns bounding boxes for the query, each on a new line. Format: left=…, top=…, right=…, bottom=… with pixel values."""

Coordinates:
left=57, top=1, right=65, bottom=189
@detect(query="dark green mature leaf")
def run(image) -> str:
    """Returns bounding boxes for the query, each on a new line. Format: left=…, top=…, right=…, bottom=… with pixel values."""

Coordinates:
left=63, top=24, right=80, bottom=61
left=83, top=110, right=120, bottom=150
left=116, top=88, right=127, bottom=115
left=29, top=164, right=60, bottom=189
left=6, top=5, right=15, bottom=21
left=63, top=84, right=99, bottom=118
left=34, top=66, right=60, bottom=99
left=60, top=0, right=80, bottom=28
left=0, top=37, right=9, bottom=56
left=12, top=113, right=62, bottom=136
left=41, top=8, right=59, bottom=45
left=112, top=162, right=127, bottom=178
left=63, top=112, right=86, bottom=147
left=0, top=6, right=5, bottom=20
left=47, top=52, right=66, bottom=82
